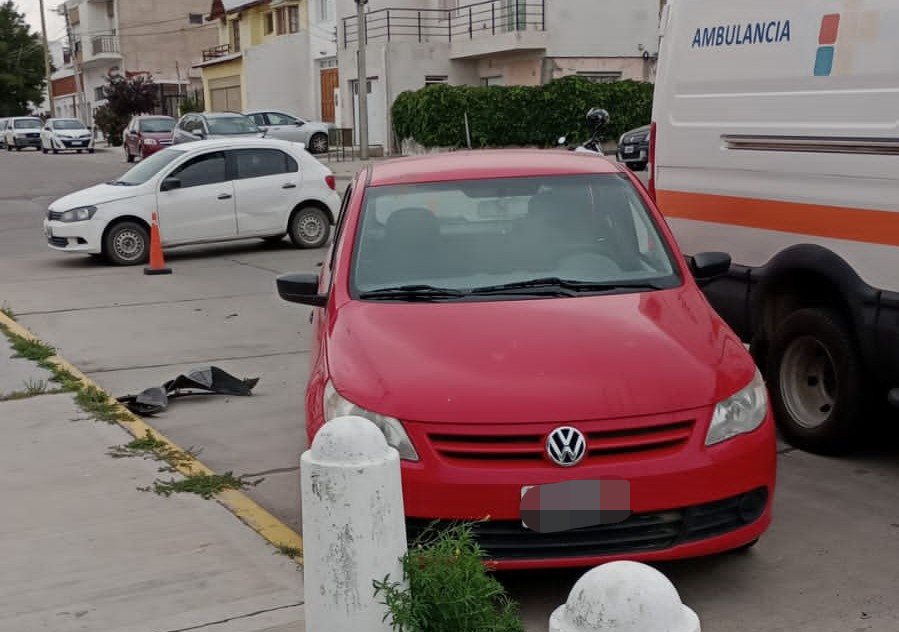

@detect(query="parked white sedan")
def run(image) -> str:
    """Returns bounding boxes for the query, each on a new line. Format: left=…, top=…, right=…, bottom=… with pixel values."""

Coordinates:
left=43, top=137, right=341, bottom=265
left=41, top=118, right=95, bottom=154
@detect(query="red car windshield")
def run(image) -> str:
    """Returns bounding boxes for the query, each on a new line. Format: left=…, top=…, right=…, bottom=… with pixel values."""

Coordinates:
left=350, top=173, right=682, bottom=299
left=140, top=118, right=175, bottom=133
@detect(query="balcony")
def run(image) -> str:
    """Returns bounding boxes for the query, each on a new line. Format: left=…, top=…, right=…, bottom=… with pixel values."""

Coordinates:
left=342, top=0, right=546, bottom=59
left=202, top=44, right=237, bottom=62
left=81, top=35, right=121, bottom=65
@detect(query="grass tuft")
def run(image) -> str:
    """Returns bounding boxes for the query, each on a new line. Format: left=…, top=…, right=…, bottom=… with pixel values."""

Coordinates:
left=139, top=471, right=263, bottom=500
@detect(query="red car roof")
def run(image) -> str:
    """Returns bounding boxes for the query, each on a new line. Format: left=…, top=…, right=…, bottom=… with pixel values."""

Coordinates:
left=367, top=149, right=625, bottom=187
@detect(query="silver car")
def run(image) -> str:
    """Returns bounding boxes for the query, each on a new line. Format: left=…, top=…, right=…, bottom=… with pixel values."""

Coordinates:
left=244, top=110, right=330, bottom=154
left=171, top=112, right=264, bottom=145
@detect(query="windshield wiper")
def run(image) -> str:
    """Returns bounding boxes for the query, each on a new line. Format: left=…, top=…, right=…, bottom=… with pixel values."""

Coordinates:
left=358, top=285, right=468, bottom=301
left=468, top=277, right=665, bottom=295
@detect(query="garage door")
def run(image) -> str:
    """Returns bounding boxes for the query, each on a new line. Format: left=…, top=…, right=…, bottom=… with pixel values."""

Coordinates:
left=208, top=75, right=242, bottom=112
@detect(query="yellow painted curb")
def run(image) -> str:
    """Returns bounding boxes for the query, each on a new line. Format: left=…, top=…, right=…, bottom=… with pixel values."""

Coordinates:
left=0, top=311, right=304, bottom=563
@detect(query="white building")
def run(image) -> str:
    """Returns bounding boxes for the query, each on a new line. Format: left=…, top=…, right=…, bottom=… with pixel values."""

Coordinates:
left=336, top=0, right=665, bottom=153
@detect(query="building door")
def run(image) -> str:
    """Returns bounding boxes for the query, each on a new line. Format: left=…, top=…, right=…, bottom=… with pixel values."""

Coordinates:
left=351, top=77, right=384, bottom=147
left=320, top=67, right=338, bottom=123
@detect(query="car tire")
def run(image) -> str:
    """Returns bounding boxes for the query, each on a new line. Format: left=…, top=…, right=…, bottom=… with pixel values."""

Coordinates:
left=125, top=148, right=133, bottom=162
left=42, top=147, right=48, bottom=154
left=88, top=148, right=95, bottom=154
left=288, top=206, right=330, bottom=249
left=766, top=307, right=866, bottom=455
left=53, top=148, right=59, bottom=154
left=309, top=133, right=329, bottom=154
left=103, top=220, right=150, bottom=266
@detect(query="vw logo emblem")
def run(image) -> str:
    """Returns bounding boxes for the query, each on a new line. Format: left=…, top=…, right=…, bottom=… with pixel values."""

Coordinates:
left=546, top=426, right=587, bottom=467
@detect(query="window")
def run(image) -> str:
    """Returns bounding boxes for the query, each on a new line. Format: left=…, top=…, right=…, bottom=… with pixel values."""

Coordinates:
left=265, top=12, right=274, bottom=34
left=116, top=147, right=187, bottom=185
left=248, top=113, right=267, bottom=126
left=318, top=0, right=332, bottom=21
left=94, top=86, right=106, bottom=101
left=169, top=151, right=227, bottom=188
left=233, top=148, right=298, bottom=179
left=480, top=76, right=504, bottom=86
left=231, top=19, right=241, bottom=52
left=189, top=13, right=203, bottom=25
left=276, top=7, right=287, bottom=34
left=14, top=118, right=42, bottom=129
left=205, top=115, right=259, bottom=135
left=140, top=118, right=175, bottom=133
left=266, top=112, right=297, bottom=126
left=349, top=174, right=682, bottom=297
left=288, top=5, right=300, bottom=33
left=327, top=183, right=354, bottom=283
left=576, top=71, right=622, bottom=83
left=425, top=75, right=448, bottom=86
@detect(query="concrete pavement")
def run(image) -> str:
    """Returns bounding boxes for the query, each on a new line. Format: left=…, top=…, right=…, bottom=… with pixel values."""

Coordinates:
left=0, top=328, right=305, bottom=632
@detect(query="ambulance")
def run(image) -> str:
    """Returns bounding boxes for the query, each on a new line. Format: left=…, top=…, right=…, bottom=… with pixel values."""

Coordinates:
left=649, top=0, right=899, bottom=455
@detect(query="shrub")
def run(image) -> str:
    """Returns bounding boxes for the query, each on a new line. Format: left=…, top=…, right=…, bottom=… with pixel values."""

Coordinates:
left=392, top=75, right=653, bottom=149
left=92, top=104, right=128, bottom=146
left=373, top=521, right=524, bottom=632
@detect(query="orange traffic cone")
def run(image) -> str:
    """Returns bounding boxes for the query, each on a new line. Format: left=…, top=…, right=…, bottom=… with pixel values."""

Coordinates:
left=144, top=212, right=172, bottom=275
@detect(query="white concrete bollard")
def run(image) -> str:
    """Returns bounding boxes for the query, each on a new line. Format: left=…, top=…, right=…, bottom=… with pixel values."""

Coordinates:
left=301, top=415, right=408, bottom=632
left=549, top=560, right=700, bottom=632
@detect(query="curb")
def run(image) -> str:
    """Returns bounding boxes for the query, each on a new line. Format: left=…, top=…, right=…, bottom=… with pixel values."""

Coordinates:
left=0, top=311, right=305, bottom=564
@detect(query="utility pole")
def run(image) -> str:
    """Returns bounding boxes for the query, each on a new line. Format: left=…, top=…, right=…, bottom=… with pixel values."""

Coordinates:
left=38, top=0, right=56, bottom=117
left=60, top=4, right=88, bottom=125
left=355, top=0, right=368, bottom=160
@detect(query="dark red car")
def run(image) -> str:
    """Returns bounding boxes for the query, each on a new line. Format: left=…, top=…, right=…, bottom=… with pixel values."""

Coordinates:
left=277, top=149, right=778, bottom=570
left=123, top=115, right=176, bottom=162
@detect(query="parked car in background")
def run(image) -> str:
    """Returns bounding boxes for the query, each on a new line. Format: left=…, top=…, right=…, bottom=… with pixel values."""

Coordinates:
left=4, top=116, right=44, bottom=151
left=276, top=149, right=777, bottom=570
left=43, top=137, right=340, bottom=265
left=123, top=115, right=176, bottom=162
left=245, top=110, right=331, bottom=154
left=0, top=118, right=8, bottom=149
left=616, top=124, right=650, bottom=171
left=41, top=118, right=95, bottom=154
left=171, top=112, right=264, bottom=145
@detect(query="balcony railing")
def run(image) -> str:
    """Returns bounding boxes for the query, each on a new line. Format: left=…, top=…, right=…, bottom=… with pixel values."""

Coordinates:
left=202, top=43, right=233, bottom=62
left=342, top=0, right=544, bottom=47
left=91, top=35, right=120, bottom=56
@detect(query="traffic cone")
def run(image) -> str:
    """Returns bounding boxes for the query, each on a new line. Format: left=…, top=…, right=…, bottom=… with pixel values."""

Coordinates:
left=144, top=212, right=172, bottom=275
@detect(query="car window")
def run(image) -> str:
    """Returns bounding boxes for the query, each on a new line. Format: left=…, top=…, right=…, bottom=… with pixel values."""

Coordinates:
left=14, top=119, right=42, bottom=129
left=140, top=118, right=175, bottom=133
left=51, top=119, right=86, bottom=130
left=206, top=116, right=259, bottom=135
left=113, top=147, right=188, bottom=186
left=266, top=112, right=295, bottom=126
left=248, top=113, right=267, bottom=126
left=233, top=148, right=298, bottom=179
left=169, top=151, right=227, bottom=188
left=349, top=173, right=682, bottom=298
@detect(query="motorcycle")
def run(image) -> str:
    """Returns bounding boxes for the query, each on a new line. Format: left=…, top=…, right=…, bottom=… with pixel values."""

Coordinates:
left=556, top=106, right=610, bottom=156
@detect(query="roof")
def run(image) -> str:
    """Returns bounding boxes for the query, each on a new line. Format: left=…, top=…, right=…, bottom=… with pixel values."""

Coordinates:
left=207, top=0, right=268, bottom=20
left=367, top=149, right=625, bottom=188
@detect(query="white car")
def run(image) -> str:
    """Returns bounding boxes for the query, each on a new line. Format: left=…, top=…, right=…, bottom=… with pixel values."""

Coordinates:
left=41, top=118, right=95, bottom=154
left=43, top=137, right=341, bottom=266
left=4, top=116, right=44, bottom=151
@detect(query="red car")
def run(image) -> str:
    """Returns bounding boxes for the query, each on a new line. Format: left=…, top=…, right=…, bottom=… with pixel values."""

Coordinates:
left=123, top=115, right=176, bottom=162
left=277, top=150, right=777, bottom=570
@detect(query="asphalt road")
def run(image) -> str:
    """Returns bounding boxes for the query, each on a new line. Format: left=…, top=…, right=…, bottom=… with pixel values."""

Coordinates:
left=3, top=147, right=899, bottom=632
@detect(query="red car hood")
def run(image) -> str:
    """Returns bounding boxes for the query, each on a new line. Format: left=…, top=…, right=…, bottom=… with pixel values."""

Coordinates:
left=326, top=286, right=754, bottom=424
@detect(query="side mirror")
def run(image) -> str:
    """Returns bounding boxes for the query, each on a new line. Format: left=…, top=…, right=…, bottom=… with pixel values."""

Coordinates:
left=160, top=177, right=182, bottom=192
left=277, top=272, right=327, bottom=307
left=689, top=251, right=731, bottom=281
left=557, top=136, right=567, bottom=145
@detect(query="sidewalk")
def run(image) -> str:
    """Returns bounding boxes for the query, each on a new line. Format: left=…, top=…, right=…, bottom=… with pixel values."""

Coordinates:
left=0, top=326, right=305, bottom=632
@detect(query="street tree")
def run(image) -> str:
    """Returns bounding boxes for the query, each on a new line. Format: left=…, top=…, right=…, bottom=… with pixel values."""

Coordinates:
left=0, top=1, right=47, bottom=117
left=93, top=70, right=160, bottom=146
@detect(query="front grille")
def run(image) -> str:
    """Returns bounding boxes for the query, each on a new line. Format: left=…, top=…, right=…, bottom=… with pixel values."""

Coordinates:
left=427, top=418, right=695, bottom=464
left=48, top=236, right=68, bottom=247
left=406, top=488, right=768, bottom=562
left=48, top=210, right=63, bottom=221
